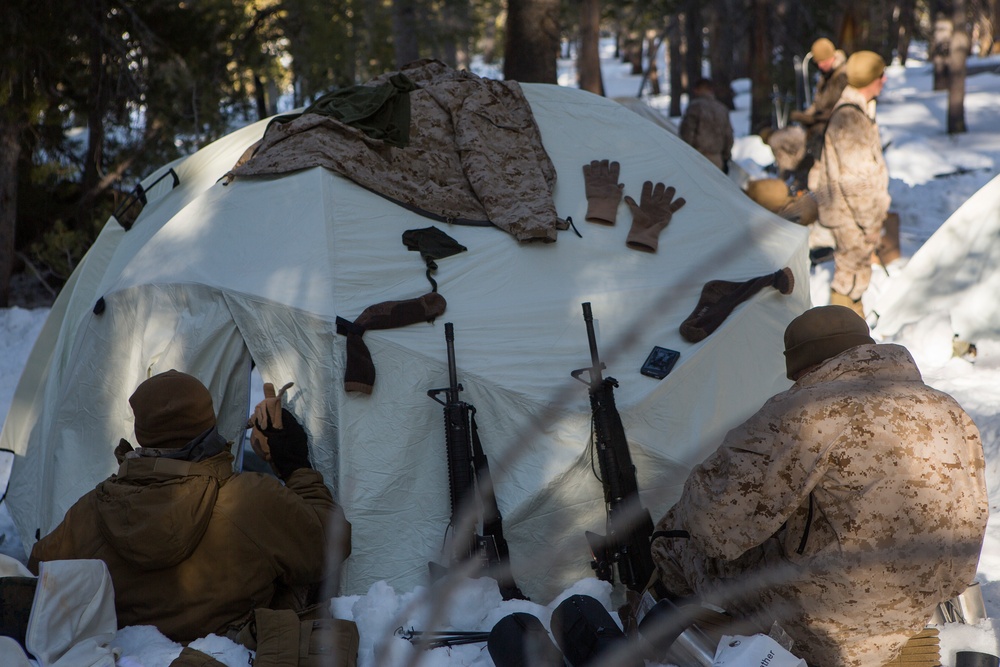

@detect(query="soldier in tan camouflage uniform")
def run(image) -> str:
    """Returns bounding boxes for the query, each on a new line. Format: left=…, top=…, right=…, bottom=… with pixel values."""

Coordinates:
left=679, top=79, right=734, bottom=172
left=791, top=39, right=850, bottom=168
left=650, top=306, right=988, bottom=667
left=809, top=51, right=892, bottom=316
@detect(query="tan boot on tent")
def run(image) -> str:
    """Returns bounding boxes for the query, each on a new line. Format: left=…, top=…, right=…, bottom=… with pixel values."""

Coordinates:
left=830, top=289, right=865, bottom=318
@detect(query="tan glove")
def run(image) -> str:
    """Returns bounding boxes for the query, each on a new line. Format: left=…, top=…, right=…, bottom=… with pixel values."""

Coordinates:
left=624, top=181, right=687, bottom=252
left=582, top=159, right=624, bottom=224
left=249, top=381, right=293, bottom=463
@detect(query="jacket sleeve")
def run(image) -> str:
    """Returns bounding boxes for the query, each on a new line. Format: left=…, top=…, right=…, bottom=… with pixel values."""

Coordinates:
left=251, top=468, right=350, bottom=587
left=663, top=393, right=850, bottom=560
left=27, top=494, right=103, bottom=574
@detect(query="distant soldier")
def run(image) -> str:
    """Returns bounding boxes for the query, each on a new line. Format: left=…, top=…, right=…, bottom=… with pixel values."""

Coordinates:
left=791, top=38, right=850, bottom=167
left=809, top=51, right=892, bottom=315
left=650, top=305, right=988, bottom=667
left=680, top=78, right=734, bottom=173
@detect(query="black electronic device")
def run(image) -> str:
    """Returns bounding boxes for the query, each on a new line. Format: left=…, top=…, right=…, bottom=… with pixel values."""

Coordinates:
left=640, top=346, right=680, bottom=380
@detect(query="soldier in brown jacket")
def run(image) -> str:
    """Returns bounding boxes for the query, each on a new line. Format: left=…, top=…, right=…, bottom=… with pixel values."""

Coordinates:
left=651, top=306, right=988, bottom=667
left=679, top=79, right=734, bottom=172
left=809, top=51, right=892, bottom=316
left=29, top=370, right=351, bottom=644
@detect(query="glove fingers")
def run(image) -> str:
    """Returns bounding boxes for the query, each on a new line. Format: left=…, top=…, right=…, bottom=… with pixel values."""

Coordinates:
left=670, top=197, right=687, bottom=213
left=640, top=180, right=654, bottom=203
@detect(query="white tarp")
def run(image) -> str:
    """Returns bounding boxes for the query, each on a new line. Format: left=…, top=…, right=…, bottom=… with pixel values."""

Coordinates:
left=871, top=173, right=1000, bottom=342
left=2, top=83, right=809, bottom=601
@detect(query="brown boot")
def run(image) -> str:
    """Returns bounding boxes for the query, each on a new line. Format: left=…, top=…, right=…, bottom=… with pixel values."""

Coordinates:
left=829, top=290, right=864, bottom=318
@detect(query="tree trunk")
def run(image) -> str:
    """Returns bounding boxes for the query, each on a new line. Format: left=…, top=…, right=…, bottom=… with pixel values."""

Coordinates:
left=684, top=1, right=704, bottom=87
left=749, top=0, right=773, bottom=134
left=83, top=0, right=106, bottom=198
left=897, top=0, right=917, bottom=64
left=0, top=122, right=21, bottom=306
left=504, top=0, right=560, bottom=83
left=975, top=0, right=998, bottom=55
left=578, top=0, right=605, bottom=94
left=393, top=0, right=420, bottom=68
left=668, top=16, right=684, bottom=117
left=481, top=10, right=498, bottom=64
left=645, top=29, right=661, bottom=96
left=708, top=0, right=736, bottom=109
left=948, top=0, right=969, bottom=133
left=932, top=1, right=953, bottom=90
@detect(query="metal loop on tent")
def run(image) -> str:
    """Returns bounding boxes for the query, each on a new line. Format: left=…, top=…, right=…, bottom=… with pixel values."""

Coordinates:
left=113, top=168, right=180, bottom=231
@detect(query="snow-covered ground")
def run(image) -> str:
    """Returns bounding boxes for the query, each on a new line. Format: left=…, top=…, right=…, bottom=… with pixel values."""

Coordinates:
left=3, top=45, right=1000, bottom=666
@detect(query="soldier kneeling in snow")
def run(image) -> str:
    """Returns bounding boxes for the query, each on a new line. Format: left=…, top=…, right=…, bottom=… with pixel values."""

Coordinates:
left=650, top=306, right=988, bottom=667
left=29, top=369, right=351, bottom=645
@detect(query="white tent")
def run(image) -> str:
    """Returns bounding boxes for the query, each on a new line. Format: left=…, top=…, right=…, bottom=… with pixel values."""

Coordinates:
left=2, top=83, right=809, bottom=602
left=871, top=174, right=1000, bottom=342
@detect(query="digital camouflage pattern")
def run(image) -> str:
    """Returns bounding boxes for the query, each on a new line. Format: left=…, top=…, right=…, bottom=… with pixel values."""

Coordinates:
left=231, top=60, right=563, bottom=243
left=808, top=86, right=891, bottom=300
left=679, top=92, right=734, bottom=171
left=651, top=343, right=987, bottom=667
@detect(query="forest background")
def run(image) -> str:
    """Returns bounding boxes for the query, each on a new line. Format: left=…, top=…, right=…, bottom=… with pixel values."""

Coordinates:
left=1, top=0, right=998, bottom=309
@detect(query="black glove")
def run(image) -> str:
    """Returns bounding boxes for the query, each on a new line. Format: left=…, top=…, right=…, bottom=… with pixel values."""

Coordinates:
left=262, top=408, right=312, bottom=479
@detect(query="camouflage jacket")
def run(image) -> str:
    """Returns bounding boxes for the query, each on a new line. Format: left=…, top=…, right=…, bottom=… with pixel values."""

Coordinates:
left=679, top=93, right=734, bottom=170
left=231, top=60, right=562, bottom=243
left=799, top=52, right=849, bottom=140
left=808, top=85, right=891, bottom=231
left=652, top=343, right=987, bottom=667
left=30, top=451, right=350, bottom=643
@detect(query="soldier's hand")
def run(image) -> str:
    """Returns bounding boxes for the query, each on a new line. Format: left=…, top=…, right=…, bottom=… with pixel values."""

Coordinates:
left=250, top=381, right=293, bottom=463
left=265, top=409, right=312, bottom=479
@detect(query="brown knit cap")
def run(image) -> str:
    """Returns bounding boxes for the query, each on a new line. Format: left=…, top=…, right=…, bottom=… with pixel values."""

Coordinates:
left=783, top=306, right=875, bottom=379
left=846, top=51, right=886, bottom=88
left=129, top=369, right=216, bottom=448
left=811, top=38, right=836, bottom=62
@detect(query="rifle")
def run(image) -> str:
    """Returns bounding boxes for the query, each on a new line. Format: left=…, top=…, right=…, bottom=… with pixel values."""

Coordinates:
left=428, top=322, right=526, bottom=600
left=571, top=303, right=656, bottom=593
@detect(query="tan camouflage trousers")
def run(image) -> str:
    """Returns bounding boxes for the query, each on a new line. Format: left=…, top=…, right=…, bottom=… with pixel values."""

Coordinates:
left=829, top=218, right=883, bottom=301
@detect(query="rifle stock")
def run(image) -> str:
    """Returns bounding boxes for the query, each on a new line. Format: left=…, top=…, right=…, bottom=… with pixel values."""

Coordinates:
left=572, top=303, right=657, bottom=593
left=428, top=323, right=526, bottom=600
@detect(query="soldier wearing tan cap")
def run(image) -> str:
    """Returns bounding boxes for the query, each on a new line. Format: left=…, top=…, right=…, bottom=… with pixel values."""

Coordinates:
left=650, top=305, right=987, bottom=667
left=809, top=51, right=892, bottom=316
left=778, top=38, right=850, bottom=186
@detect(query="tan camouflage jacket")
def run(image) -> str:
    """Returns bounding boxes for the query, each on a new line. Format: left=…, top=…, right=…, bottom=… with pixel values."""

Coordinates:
left=231, top=60, right=562, bottom=243
left=808, top=85, right=891, bottom=232
left=651, top=343, right=987, bottom=667
left=679, top=93, right=734, bottom=170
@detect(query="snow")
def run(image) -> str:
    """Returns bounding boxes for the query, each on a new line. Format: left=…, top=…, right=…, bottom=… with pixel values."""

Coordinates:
left=3, top=45, right=1000, bottom=666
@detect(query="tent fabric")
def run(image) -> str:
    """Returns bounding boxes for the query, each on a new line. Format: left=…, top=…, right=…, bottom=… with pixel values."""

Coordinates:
left=870, top=173, right=1000, bottom=342
left=27, top=559, right=119, bottom=667
left=1, top=83, right=809, bottom=603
